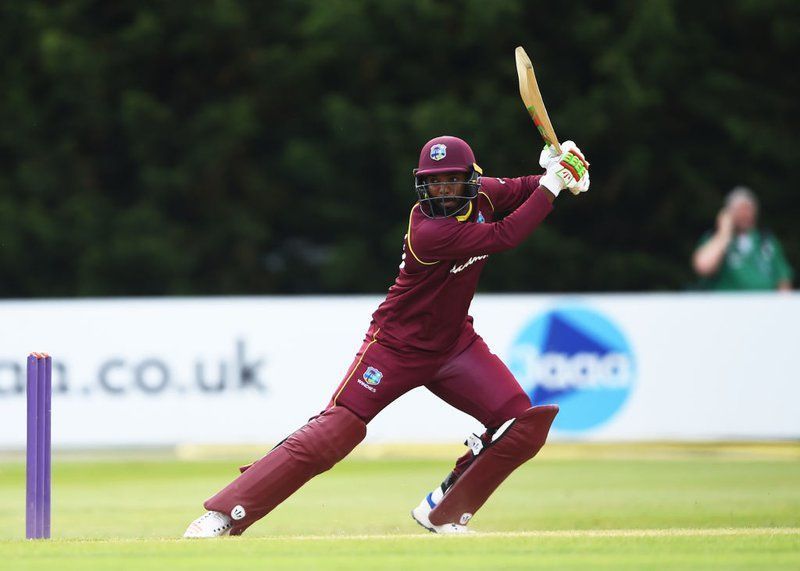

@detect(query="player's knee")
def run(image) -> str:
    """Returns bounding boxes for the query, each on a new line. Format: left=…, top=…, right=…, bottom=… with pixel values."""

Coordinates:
left=490, top=392, right=532, bottom=428
left=428, top=405, right=558, bottom=526
left=283, top=406, right=367, bottom=471
left=512, top=405, right=558, bottom=458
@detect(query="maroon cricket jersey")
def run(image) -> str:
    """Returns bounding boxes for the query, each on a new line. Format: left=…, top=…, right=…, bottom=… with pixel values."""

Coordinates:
left=370, top=175, right=552, bottom=353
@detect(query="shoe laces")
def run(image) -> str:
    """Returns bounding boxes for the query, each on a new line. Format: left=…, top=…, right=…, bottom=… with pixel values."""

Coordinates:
left=199, top=511, right=232, bottom=533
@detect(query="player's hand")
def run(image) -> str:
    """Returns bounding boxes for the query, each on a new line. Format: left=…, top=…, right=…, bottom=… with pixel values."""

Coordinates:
left=540, top=141, right=590, bottom=196
left=538, top=143, right=560, bottom=169
left=560, top=140, right=590, bottom=194
left=570, top=169, right=590, bottom=194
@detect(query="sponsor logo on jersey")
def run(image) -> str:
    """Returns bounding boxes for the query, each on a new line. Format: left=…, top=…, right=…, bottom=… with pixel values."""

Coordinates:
left=508, top=305, right=636, bottom=432
left=450, top=255, right=489, bottom=274
left=430, top=144, right=447, bottom=161
left=477, top=211, right=485, bottom=224
left=363, top=367, right=383, bottom=385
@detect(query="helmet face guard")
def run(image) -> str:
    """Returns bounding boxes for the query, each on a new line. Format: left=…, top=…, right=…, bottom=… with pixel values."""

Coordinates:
left=414, top=136, right=483, bottom=219
left=414, top=168, right=481, bottom=218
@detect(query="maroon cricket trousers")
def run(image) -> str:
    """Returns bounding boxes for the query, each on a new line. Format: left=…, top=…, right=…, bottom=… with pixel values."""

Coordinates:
left=330, top=323, right=531, bottom=427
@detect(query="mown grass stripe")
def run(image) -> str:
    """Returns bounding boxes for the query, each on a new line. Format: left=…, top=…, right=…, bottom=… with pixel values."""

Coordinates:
left=9, top=527, right=796, bottom=544
left=263, top=527, right=800, bottom=541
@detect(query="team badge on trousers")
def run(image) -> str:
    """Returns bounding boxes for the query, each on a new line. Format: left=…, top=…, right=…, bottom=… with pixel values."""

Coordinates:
left=363, top=367, right=383, bottom=386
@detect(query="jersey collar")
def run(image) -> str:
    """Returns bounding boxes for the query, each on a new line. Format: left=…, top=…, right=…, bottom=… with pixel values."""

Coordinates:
left=455, top=201, right=473, bottom=223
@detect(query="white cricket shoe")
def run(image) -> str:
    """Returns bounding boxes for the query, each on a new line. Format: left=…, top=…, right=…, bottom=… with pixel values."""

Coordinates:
left=183, top=510, right=233, bottom=538
left=411, top=488, right=470, bottom=534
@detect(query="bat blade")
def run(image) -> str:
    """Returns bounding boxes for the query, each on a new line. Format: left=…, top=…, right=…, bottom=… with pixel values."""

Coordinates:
left=515, top=46, right=561, bottom=154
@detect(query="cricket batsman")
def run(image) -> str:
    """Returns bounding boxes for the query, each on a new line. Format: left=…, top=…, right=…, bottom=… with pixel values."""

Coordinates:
left=184, top=135, right=590, bottom=537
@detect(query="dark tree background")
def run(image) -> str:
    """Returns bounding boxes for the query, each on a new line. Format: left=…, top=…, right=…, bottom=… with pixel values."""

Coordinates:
left=0, top=0, right=797, bottom=297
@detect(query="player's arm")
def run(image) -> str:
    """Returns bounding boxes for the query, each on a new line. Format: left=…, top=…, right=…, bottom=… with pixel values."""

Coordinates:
left=414, top=167, right=567, bottom=260
left=413, top=187, right=553, bottom=260
left=482, top=175, right=546, bottom=213
left=412, top=143, right=589, bottom=261
left=485, top=141, right=588, bottom=213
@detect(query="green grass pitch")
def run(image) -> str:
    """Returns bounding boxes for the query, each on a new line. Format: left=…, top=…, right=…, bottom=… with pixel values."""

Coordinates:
left=1, top=443, right=798, bottom=570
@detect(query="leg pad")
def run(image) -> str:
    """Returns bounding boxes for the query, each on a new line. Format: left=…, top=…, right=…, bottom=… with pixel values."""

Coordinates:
left=428, top=404, right=558, bottom=526
left=204, top=406, right=366, bottom=535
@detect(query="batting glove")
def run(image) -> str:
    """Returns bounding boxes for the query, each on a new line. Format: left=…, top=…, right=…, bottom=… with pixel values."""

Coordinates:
left=538, top=143, right=560, bottom=169
left=540, top=141, right=590, bottom=196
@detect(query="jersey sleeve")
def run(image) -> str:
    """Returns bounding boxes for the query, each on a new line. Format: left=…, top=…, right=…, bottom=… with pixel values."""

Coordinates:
left=481, top=175, right=543, bottom=215
left=410, top=186, right=553, bottom=261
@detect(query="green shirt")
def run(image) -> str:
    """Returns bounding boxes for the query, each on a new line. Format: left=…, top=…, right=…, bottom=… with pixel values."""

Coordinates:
left=699, top=229, right=793, bottom=290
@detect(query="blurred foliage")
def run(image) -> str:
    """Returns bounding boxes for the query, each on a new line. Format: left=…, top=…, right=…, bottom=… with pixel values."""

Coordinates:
left=0, top=0, right=797, bottom=297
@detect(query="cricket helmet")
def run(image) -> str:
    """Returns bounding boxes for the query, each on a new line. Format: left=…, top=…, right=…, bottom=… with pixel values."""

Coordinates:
left=414, top=135, right=482, bottom=218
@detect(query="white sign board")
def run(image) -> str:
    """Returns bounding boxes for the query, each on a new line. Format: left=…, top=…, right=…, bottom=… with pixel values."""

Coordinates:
left=0, top=293, right=797, bottom=447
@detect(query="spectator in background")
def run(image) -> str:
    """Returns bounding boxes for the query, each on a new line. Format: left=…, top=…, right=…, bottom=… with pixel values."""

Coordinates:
left=693, top=186, right=793, bottom=291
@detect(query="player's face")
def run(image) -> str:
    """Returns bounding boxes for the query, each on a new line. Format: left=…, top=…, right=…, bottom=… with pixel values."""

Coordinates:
left=425, top=172, right=468, bottom=209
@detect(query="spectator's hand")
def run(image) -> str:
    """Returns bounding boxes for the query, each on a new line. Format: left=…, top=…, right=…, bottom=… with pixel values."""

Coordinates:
left=716, top=207, right=734, bottom=238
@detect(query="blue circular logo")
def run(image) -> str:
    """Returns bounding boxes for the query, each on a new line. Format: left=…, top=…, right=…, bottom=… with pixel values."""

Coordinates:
left=508, top=306, right=636, bottom=432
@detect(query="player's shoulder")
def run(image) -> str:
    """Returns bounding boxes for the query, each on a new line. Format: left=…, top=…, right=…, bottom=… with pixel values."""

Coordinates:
left=479, top=175, right=507, bottom=193
left=478, top=176, right=508, bottom=211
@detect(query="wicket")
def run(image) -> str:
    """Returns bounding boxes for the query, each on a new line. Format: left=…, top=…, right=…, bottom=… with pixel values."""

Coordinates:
left=26, top=352, right=51, bottom=539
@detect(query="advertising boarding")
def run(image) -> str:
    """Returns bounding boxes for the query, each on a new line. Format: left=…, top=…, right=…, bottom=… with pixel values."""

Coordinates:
left=0, top=294, right=798, bottom=446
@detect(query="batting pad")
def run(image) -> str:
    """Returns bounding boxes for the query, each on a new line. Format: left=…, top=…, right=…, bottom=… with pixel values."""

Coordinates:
left=428, top=404, right=558, bottom=526
left=205, top=406, right=366, bottom=535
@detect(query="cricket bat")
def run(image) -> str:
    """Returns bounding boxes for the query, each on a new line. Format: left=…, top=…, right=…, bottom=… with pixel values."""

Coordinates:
left=515, top=46, right=560, bottom=153
left=515, top=46, right=580, bottom=194
left=514, top=46, right=561, bottom=154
